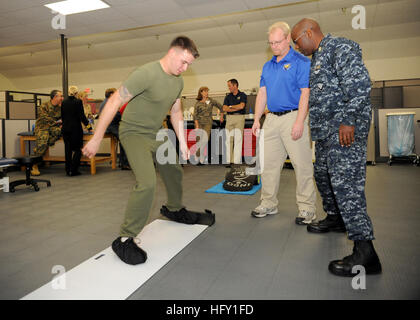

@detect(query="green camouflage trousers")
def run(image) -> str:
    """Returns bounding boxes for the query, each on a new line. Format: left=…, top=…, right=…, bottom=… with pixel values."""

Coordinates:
left=33, top=126, right=62, bottom=156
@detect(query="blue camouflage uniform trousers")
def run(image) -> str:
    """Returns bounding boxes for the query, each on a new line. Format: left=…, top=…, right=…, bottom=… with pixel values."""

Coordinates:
left=314, top=133, right=374, bottom=241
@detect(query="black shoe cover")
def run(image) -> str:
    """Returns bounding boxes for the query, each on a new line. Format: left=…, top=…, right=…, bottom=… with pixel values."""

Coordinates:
left=160, top=206, right=199, bottom=224
left=160, top=206, right=215, bottom=226
left=112, top=237, right=147, bottom=265
left=196, top=209, right=216, bottom=226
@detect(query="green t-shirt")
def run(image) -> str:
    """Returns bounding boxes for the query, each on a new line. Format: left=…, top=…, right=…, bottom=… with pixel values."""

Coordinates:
left=120, top=61, right=183, bottom=137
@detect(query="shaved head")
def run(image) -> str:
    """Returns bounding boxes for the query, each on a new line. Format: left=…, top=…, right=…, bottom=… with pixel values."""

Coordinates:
left=291, top=18, right=324, bottom=56
left=292, top=18, right=321, bottom=35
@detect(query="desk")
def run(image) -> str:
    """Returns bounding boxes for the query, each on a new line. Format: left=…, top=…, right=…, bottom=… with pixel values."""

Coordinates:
left=19, top=133, right=117, bottom=175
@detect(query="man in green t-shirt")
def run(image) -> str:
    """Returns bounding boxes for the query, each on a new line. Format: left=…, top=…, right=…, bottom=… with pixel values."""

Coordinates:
left=82, top=36, right=200, bottom=265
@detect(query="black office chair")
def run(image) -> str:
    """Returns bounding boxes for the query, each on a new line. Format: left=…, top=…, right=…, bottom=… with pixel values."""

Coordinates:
left=9, top=156, right=51, bottom=192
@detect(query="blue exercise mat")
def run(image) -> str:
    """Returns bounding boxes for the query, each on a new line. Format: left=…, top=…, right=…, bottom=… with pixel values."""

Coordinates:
left=205, top=181, right=261, bottom=195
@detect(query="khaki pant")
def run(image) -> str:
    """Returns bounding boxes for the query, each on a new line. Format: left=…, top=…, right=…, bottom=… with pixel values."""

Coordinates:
left=196, top=121, right=212, bottom=162
left=260, top=112, right=316, bottom=213
left=225, top=114, right=245, bottom=164
left=119, top=133, right=184, bottom=238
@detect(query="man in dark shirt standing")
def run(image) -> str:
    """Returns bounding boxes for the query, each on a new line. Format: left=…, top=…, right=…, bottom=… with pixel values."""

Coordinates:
left=223, top=79, right=247, bottom=167
left=292, top=18, right=381, bottom=277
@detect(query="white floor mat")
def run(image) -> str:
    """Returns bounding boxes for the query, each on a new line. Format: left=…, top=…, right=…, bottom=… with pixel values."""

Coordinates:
left=21, top=219, right=208, bottom=300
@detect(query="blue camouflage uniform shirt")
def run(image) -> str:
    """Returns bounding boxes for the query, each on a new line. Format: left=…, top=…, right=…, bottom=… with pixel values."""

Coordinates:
left=309, top=34, right=372, bottom=141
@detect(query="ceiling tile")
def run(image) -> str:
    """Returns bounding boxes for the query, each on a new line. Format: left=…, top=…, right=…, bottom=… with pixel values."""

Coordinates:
left=243, top=0, right=310, bottom=10
left=182, top=0, right=248, bottom=18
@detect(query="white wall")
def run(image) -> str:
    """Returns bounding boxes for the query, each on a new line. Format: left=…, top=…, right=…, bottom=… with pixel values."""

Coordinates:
left=0, top=73, right=16, bottom=91
left=365, top=56, right=420, bottom=82
left=19, top=55, right=420, bottom=101
left=9, top=34, right=420, bottom=98
left=183, top=69, right=262, bottom=96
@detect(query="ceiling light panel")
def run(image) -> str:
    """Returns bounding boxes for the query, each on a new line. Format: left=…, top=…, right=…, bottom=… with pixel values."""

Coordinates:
left=45, top=0, right=110, bottom=16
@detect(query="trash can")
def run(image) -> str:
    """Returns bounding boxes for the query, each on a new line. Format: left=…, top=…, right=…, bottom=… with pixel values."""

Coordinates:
left=386, top=112, right=419, bottom=165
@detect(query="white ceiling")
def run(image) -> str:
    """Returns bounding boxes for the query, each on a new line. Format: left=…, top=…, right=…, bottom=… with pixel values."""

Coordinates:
left=0, top=0, right=419, bottom=85
left=0, top=0, right=305, bottom=47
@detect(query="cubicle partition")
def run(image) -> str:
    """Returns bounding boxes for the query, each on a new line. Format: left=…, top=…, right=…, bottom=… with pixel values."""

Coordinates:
left=0, top=91, right=48, bottom=158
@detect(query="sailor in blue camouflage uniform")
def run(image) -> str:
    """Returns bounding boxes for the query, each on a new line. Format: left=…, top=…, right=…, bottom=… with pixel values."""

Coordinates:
left=291, top=18, right=382, bottom=277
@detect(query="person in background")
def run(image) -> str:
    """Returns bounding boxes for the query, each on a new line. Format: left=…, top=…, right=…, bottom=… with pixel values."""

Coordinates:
left=98, top=88, right=117, bottom=116
left=77, top=91, right=94, bottom=131
left=193, top=86, right=224, bottom=164
left=291, top=18, right=381, bottom=276
left=31, top=90, right=64, bottom=176
left=222, top=79, right=247, bottom=167
left=106, top=102, right=130, bottom=170
left=61, top=86, right=91, bottom=176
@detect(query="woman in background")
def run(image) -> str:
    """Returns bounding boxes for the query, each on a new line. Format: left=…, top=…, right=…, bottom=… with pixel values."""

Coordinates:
left=77, top=91, right=94, bottom=131
left=193, top=87, right=224, bottom=164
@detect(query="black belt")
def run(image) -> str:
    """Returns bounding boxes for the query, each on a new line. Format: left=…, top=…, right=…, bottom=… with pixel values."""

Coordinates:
left=269, top=109, right=298, bottom=116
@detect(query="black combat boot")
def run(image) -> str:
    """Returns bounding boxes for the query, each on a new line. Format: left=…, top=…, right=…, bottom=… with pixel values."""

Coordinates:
left=307, top=214, right=346, bottom=233
left=328, top=240, right=382, bottom=277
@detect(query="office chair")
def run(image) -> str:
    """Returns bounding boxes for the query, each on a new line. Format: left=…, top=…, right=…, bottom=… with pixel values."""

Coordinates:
left=9, top=156, right=51, bottom=192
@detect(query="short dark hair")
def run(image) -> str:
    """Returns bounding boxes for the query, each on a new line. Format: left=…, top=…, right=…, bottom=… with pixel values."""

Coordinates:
left=170, top=36, right=200, bottom=58
left=50, top=90, right=61, bottom=99
left=228, top=79, right=239, bottom=87
left=105, top=88, right=117, bottom=98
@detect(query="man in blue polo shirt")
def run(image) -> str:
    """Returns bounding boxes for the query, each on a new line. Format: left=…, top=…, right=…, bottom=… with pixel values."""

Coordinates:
left=251, top=21, right=316, bottom=224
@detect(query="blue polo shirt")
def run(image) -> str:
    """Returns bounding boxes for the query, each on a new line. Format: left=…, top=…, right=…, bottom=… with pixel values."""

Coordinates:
left=260, top=47, right=310, bottom=112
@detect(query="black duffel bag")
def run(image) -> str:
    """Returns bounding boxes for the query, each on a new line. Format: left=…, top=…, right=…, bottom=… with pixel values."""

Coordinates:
left=223, top=165, right=259, bottom=192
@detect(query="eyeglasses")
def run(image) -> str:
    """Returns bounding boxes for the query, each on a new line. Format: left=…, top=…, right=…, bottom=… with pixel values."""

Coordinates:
left=267, top=37, right=287, bottom=46
left=292, top=29, right=310, bottom=44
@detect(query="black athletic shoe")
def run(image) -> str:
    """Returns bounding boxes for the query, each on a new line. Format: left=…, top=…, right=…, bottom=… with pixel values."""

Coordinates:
left=160, top=206, right=199, bottom=224
left=112, top=237, right=147, bottom=265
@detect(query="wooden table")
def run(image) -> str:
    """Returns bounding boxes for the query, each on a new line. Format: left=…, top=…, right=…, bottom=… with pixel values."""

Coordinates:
left=19, top=133, right=117, bottom=175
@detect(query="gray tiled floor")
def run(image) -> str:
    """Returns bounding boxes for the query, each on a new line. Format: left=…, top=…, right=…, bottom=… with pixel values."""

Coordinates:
left=0, top=162, right=419, bottom=300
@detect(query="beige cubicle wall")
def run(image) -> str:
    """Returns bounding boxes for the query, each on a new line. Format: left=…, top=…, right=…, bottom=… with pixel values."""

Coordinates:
left=8, top=101, right=36, bottom=119
left=0, top=91, right=6, bottom=119
left=367, top=112, right=375, bottom=163
left=0, top=120, right=3, bottom=156
left=378, top=108, right=420, bottom=157
left=4, top=120, right=30, bottom=157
